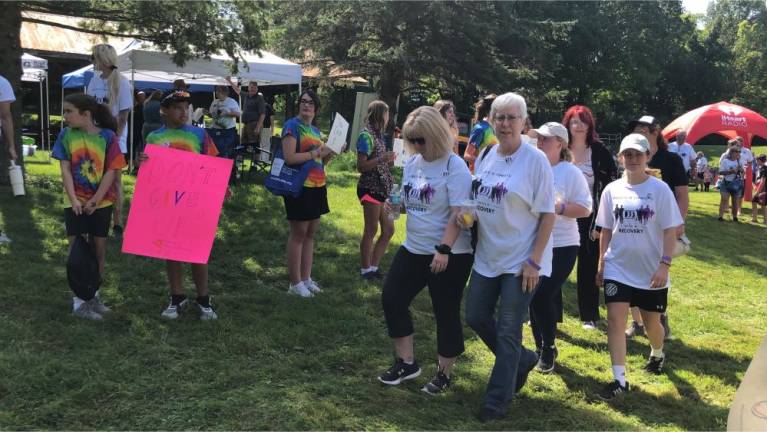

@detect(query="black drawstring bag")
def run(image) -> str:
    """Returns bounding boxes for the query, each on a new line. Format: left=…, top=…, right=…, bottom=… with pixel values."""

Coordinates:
left=66, top=235, right=101, bottom=301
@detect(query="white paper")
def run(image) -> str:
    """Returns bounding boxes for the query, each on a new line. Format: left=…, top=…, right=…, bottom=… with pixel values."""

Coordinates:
left=393, top=138, right=410, bottom=167
left=270, top=158, right=284, bottom=176
left=325, top=113, right=350, bottom=154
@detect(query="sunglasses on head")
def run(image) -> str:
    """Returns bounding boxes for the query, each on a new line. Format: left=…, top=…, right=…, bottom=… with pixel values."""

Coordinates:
left=408, top=137, right=426, bottom=145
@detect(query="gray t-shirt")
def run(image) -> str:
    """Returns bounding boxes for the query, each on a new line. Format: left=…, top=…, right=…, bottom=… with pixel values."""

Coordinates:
left=242, top=92, right=266, bottom=123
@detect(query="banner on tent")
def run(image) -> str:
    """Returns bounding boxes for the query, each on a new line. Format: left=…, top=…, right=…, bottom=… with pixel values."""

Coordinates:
left=122, top=146, right=232, bottom=264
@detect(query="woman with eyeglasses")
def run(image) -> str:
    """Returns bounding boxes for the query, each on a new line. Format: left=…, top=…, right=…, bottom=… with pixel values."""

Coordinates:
left=280, top=89, right=336, bottom=298
left=718, top=145, right=745, bottom=221
left=87, top=44, right=133, bottom=238
left=562, top=105, right=617, bottom=331
left=464, top=92, right=555, bottom=422
left=377, top=106, right=473, bottom=396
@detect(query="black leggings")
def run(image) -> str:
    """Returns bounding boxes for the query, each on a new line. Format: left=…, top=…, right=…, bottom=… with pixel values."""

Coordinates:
left=575, top=217, right=601, bottom=321
left=381, top=246, right=473, bottom=358
left=530, top=246, right=579, bottom=349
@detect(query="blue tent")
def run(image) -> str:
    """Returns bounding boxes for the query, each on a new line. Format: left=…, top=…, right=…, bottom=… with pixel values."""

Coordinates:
left=62, top=65, right=221, bottom=92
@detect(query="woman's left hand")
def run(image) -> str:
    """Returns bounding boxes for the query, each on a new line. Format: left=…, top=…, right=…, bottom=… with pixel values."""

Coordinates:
left=430, top=252, right=449, bottom=274
left=83, top=199, right=97, bottom=215
left=520, top=260, right=540, bottom=293
left=650, top=265, right=669, bottom=289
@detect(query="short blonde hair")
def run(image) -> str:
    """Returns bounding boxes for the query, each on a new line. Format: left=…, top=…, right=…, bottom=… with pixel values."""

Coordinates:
left=402, top=106, right=453, bottom=161
left=490, top=92, right=527, bottom=124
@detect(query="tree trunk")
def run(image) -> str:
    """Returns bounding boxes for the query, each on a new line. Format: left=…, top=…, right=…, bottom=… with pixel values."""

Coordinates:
left=0, top=2, right=23, bottom=185
left=377, top=62, right=404, bottom=135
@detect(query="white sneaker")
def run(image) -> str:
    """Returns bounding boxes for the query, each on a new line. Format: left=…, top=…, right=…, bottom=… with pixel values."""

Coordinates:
left=304, top=278, right=322, bottom=294
left=0, top=232, right=11, bottom=244
left=197, top=303, right=218, bottom=320
left=161, top=298, right=188, bottom=319
left=88, top=297, right=111, bottom=314
left=287, top=281, right=313, bottom=297
left=582, top=321, right=597, bottom=330
left=72, top=302, right=103, bottom=321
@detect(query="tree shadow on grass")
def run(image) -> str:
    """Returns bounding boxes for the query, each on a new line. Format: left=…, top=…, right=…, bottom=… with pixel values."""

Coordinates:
left=0, top=181, right=56, bottom=268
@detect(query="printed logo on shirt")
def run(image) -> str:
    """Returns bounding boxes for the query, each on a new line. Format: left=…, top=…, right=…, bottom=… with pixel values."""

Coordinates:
left=403, top=182, right=435, bottom=205
left=612, top=192, right=656, bottom=234
left=605, top=282, right=618, bottom=297
left=470, top=177, right=508, bottom=204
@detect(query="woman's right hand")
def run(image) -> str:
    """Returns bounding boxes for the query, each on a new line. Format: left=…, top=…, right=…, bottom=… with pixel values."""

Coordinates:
left=382, top=151, right=396, bottom=163
left=595, top=269, right=604, bottom=287
left=590, top=229, right=600, bottom=241
left=70, top=200, right=83, bottom=216
left=383, top=198, right=392, bottom=214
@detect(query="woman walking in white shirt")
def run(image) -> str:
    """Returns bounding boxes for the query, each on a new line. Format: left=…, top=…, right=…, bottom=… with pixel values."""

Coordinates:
left=595, top=134, right=683, bottom=400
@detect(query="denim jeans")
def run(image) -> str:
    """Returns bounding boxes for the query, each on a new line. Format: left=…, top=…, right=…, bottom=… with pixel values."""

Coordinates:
left=465, top=270, right=538, bottom=414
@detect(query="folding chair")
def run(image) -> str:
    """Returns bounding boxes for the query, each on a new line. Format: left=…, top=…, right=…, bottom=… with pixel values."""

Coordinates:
left=251, top=136, right=280, bottom=174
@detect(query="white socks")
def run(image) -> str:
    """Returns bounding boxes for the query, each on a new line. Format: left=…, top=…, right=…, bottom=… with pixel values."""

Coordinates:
left=650, top=346, right=665, bottom=358
left=72, top=297, right=85, bottom=311
left=612, top=365, right=626, bottom=386
left=361, top=266, right=378, bottom=275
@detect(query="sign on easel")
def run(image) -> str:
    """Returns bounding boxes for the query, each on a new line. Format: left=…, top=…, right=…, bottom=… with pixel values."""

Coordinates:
left=393, top=138, right=412, bottom=167
left=325, top=113, right=350, bottom=154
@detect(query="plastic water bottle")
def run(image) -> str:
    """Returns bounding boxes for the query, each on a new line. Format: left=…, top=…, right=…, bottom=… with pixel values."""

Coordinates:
left=9, top=161, right=25, bottom=197
left=389, top=183, right=401, bottom=221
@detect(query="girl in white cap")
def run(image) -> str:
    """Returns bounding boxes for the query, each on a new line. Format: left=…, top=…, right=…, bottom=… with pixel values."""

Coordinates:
left=595, top=133, right=683, bottom=400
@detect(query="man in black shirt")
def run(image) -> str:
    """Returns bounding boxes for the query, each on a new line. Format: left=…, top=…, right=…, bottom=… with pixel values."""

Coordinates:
left=626, top=115, right=688, bottom=341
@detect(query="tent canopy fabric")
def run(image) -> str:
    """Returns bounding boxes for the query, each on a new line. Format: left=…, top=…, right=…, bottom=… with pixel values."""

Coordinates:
left=22, top=53, right=47, bottom=83
left=62, top=40, right=302, bottom=90
left=662, top=101, right=767, bottom=145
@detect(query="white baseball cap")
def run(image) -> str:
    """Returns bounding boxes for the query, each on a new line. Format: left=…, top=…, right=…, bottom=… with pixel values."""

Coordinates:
left=530, top=122, right=569, bottom=142
left=619, top=133, right=650, bottom=154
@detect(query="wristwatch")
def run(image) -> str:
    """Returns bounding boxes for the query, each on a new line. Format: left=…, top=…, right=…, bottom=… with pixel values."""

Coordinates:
left=434, top=244, right=452, bottom=255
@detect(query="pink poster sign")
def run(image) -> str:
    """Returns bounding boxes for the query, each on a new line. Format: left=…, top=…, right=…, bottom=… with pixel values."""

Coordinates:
left=122, top=145, right=232, bottom=264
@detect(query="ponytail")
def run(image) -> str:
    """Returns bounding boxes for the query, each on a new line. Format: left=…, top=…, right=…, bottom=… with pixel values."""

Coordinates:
left=92, top=44, right=121, bottom=112
left=64, top=93, right=118, bottom=132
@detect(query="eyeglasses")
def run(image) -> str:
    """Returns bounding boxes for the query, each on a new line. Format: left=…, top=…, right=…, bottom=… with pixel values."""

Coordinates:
left=493, top=114, right=522, bottom=123
left=408, top=137, right=426, bottom=145
left=299, top=99, right=315, bottom=106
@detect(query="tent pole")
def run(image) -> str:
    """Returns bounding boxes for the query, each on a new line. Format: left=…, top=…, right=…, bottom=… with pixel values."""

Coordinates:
left=39, top=77, right=43, bottom=157
left=130, top=65, right=135, bottom=171
left=45, top=72, right=50, bottom=161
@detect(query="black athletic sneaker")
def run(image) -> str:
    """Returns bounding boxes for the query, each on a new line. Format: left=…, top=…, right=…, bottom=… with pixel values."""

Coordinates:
left=644, top=355, right=665, bottom=374
left=422, top=370, right=451, bottom=395
left=378, top=358, right=421, bottom=385
left=361, top=271, right=378, bottom=281
left=597, top=380, right=630, bottom=400
left=535, top=346, right=558, bottom=373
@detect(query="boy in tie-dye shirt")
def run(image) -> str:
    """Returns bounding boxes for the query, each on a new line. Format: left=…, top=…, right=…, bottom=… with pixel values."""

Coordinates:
left=464, top=120, right=498, bottom=174
left=140, top=91, right=220, bottom=321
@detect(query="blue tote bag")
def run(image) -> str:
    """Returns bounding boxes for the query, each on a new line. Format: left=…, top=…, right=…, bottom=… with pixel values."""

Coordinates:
left=264, top=143, right=312, bottom=198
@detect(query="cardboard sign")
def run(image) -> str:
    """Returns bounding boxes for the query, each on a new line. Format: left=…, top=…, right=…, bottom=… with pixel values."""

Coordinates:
left=325, top=113, right=349, bottom=154
left=393, top=138, right=411, bottom=167
left=122, top=146, right=232, bottom=264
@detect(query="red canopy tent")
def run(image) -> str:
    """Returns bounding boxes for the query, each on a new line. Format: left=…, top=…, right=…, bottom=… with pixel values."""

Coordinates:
left=662, top=101, right=767, bottom=200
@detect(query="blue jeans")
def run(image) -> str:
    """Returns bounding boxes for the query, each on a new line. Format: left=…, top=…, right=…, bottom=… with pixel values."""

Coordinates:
left=465, top=270, right=538, bottom=414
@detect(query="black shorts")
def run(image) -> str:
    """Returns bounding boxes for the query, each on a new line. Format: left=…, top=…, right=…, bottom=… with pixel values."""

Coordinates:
left=283, top=186, right=330, bottom=221
left=603, top=279, right=668, bottom=313
left=356, top=185, right=387, bottom=204
left=64, top=206, right=113, bottom=237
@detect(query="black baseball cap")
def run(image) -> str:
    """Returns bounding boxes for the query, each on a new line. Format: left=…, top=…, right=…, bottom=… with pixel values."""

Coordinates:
left=161, top=90, right=191, bottom=107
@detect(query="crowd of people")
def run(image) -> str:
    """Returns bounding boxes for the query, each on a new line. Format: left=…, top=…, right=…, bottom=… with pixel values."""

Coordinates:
left=1, top=41, right=763, bottom=422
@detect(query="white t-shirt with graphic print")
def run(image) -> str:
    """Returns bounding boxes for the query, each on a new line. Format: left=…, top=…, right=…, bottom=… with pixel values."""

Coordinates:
left=552, top=161, right=593, bottom=248
left=596, top=176, right=683, bottom=290
left=669, top=141, right=696, bottom=172
left=401, top=153, right=473, bottom=255
left=86, top=74, right=132, bottom=153
left=472, top=143, right=555, bottom=278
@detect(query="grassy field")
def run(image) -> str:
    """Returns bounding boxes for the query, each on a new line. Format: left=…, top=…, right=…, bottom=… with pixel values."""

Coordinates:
left=0, top=151, right=765, bottom=430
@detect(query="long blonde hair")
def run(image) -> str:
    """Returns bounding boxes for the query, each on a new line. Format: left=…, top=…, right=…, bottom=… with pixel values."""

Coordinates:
left=92, top=44, right=120, bottom=111
left=402, top=106, right=453, bottom=161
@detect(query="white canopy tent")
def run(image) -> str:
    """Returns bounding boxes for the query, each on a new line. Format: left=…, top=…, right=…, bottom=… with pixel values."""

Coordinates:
left=21, top=53, right=50, bottom=158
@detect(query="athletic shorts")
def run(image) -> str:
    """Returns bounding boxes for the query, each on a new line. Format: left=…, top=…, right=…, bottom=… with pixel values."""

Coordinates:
left=283, top=186, right=329, bottom=221
left=64, top=206, right=113, bottom=237
left=356, top=185, right=387, bottom=205
left=603, top=279, right=668, bottom=313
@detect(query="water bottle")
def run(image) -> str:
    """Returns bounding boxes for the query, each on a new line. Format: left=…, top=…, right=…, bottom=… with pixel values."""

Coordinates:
left=9, top=161, right=25, bottom=197
left=388, top=183, right=401, bottom=221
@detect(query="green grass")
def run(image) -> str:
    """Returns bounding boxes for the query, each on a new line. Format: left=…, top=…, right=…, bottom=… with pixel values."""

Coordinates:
left=0, top=151, right=765, bottom=430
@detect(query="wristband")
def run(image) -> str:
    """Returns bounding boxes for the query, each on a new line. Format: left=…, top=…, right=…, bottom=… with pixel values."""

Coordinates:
left=661, top=255, right=672, bottom=264
left=660, top=261, right=671, bottom=267
left=435, top=244, right=452, bottom=255
left=526, top=258, right=541, bottom=271
left=557, top=203, right=566, bottom=215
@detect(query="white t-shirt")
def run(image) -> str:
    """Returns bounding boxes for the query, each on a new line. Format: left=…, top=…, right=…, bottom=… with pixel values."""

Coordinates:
left=86, top=73, right=132, bottom=153
left=402, top=153, right=472, bottom=255
left=573, top=147, right=595, bottom=194
left=596, top=176, right=683, bottom=290
left=473, top=143, right=555, bottom=278
left=209, top=97, right=240, bottom=129
left=669, top=141, right=695, bottom=172
left=695, top=156, right=707, bottom=172
left=0, top=75, right=15, bottom=138
left=552, top=161, right=593, bottom=248
left=719, top=158, right=743, bottom=181
left=720, top=147, right=754, bottom=167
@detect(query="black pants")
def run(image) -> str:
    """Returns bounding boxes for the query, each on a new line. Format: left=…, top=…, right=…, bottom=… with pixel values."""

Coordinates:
left=381, top=246, right=473, bottom=358
left=530, top=246, right=579, bottom=349
left=575, top=217, right=601, bottom=322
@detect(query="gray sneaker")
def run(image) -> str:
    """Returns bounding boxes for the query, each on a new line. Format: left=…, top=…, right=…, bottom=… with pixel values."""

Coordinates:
left=161, top=298, right=189, bottom=319
left=197, top=303, right=218, bottom=321
left=73, top=302, right=103, bottom=321
left=88, top=297, right=111, bottom=314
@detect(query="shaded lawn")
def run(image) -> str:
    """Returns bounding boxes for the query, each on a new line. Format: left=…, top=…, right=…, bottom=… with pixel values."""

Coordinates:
left=0, top=152, right=764, bottom=430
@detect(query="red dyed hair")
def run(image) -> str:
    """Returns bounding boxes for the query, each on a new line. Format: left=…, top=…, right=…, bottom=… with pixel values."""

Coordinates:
left=562, top=105, right=601, bottom=146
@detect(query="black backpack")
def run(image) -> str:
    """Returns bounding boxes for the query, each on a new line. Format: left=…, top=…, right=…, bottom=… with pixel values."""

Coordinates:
left=66, top=235, right=101, bottom=301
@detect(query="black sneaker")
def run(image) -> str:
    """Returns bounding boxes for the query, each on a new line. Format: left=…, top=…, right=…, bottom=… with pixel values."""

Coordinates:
left=597, top=380, right=630, bottom=400
left=421, top=370, right=451, bottom=395
left=378, top=358, right=421, bottom=385
left=361, top=271, right=378, bottom=281
left=660, top=313, right=674, bottom=340
left=476, top=407, right=505, bottom=423
left=535, top=346, right=558, bottom=373
left=625, top=320, right=645, bottom=338
left=515, top=348, right=538, bottom=392
left=644, top=355, right=665, bottom=374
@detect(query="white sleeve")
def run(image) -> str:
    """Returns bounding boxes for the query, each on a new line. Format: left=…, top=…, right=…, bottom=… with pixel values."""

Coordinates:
left=447, top=155, right=472, bottom=207
left=595, top=185, right=614, bottom=229
left=530, top=153, right=555, bottom=213
left=0, top=77, right=15, bottom=102
left=568, top=165, right=593, bottom=210
left=656, top=181, right=683, bottom=229
left=227, top=98, right=241, bottom=114
left=118, top=78, right=132, bottom=112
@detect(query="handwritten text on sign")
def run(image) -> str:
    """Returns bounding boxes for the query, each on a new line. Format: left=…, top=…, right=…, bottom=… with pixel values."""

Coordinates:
left=122, top=145, right=232, bottom=264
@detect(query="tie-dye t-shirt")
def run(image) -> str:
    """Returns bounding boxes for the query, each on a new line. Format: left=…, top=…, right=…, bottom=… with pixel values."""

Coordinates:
left=145, top=125, right=218, bottom=156
left=465, top=120, right=499, bottom=173
left=281, top=117, right=325, bottom=188
left=52, top=127, right=127, bottom=208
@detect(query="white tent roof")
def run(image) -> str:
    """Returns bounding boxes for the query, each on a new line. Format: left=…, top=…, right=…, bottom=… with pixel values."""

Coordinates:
left=22, top=53, right=47, bottom=82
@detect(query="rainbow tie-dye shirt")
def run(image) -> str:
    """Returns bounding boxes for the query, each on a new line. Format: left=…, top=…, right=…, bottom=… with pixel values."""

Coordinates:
left=281, top=117, right=325, bottom=187
left=145, top=125, right=219, bottom=156
left=465, top=120, right=499, bottom=173
left=52, top=128, right=127, bottom=208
